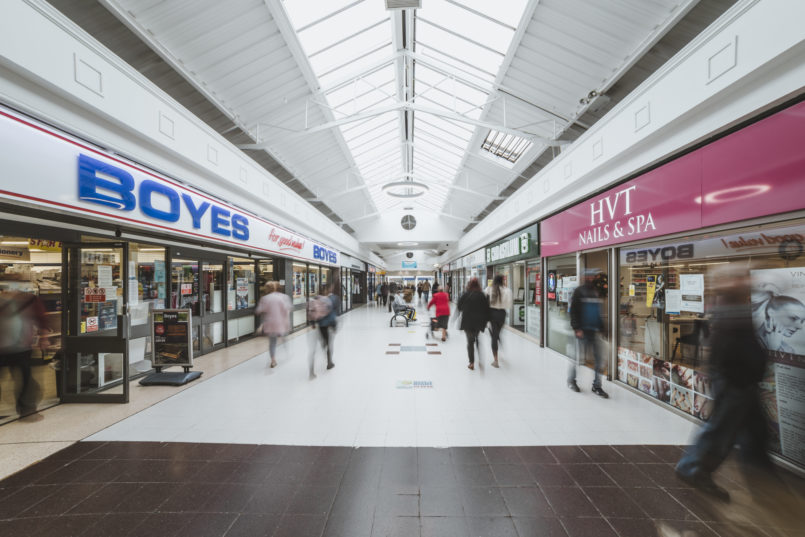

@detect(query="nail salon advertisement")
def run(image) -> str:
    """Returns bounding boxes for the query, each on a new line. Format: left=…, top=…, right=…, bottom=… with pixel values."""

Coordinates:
left=751, top=267, right=805, bottom=466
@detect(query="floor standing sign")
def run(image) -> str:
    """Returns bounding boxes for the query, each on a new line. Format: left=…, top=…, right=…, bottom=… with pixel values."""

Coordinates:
left=139, top=309, right=202, bottom=386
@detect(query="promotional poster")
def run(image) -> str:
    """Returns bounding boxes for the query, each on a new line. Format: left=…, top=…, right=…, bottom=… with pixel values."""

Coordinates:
left=751, top=267, right=805, bottom=466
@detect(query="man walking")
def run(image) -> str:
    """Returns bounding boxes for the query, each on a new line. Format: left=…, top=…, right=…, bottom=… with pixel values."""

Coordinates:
left=568, top=269, right=608, bottom=398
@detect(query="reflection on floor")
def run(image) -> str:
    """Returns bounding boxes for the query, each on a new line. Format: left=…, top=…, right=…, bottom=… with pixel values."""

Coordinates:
left=0, top=442, right=802, bottom=537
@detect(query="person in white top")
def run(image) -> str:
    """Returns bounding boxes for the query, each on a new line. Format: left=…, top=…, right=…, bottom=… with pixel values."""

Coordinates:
left=485, top=275, right=512, bottom=368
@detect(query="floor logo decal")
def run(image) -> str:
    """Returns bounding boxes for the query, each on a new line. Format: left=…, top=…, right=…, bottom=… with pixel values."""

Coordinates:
left=396, top=380, right=433, bottom=389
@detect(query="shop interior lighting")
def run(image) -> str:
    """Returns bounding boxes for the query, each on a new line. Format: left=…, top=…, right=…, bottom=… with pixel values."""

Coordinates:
left=0, top=241, right=31, bottom=245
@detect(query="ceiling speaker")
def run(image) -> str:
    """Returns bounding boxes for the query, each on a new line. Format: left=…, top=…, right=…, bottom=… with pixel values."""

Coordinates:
left=406, top=252, right=414, bottom=259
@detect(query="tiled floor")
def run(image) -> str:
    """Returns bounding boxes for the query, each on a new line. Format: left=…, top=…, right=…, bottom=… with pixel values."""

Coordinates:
left=1, top=303, right=803, bottom=536
left=86, top=303, right=699, bottom=447
left=0, top=442, right=803, bottom=537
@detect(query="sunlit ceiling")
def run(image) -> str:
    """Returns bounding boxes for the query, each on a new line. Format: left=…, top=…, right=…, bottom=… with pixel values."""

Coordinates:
left=56, top=0, right=731, bottom=250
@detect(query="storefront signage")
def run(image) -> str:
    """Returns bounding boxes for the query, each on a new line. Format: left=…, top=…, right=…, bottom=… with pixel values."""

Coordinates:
left=28, top=239, right=62, bottom=251
left=350, top=260, right=364, bottom=271
left=542, top=101, right=805, bottom=257
left=402, top=261, right=417, bottom=269
left=0, top=108, right=339, bottom=266
left=486, top=233, right=530, bottom=264
left=0, top=246, right=30, bottom=260
left=485, top=225, right=538, bottom=265
left=267, top=227, right=304, bottom=253
left=151, top=309, right=193, bottom=367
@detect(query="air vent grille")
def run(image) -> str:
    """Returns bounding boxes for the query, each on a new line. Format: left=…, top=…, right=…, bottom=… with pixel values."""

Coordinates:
left=385, top=0, right=421, bottom=9
left=406, top=252, right=414, bottom=259
left=401, top=214, right=417, bottom=230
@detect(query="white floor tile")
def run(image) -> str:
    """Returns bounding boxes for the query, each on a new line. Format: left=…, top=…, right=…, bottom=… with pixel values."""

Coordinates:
left=88, top=303, right=700, bottom=447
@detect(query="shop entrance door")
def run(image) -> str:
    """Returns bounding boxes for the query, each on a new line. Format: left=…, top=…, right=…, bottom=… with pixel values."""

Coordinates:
left=169, top=253, right=226, bottom=355
left=62, top=243, right=129, bottom=403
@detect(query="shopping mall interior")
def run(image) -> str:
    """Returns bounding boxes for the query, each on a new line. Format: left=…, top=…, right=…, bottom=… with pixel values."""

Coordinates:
left=1, top=1, right=804, bottom=535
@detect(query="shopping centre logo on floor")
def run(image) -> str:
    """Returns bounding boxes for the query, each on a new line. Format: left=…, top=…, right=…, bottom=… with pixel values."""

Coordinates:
left=396, top=380, right=433, bottom=389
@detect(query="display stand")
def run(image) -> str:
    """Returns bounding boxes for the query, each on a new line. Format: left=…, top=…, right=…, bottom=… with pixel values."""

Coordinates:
left=139, top=309, right=202, bottom=386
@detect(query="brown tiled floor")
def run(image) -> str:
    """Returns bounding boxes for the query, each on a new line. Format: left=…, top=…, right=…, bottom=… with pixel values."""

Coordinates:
left=0, top=443, right=803, bottom=537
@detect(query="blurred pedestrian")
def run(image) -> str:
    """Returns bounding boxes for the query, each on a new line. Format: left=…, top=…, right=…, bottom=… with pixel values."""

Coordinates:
left=308, top=284, right=337, bottom=377
left=255, top=281, right=291, bottom=368
left=457, top=278, right=490, bottom=371
left=422, top=280, right=431, bottom=303
left=417, top=282, right=423, bottom=303
left=388, top=281, right=398, bottom=312
left=0, top=290, right=48, bottom=419
left=485, top=275, right=512, bottom=368
left=675, top=267, right=774, bottom=502
left=381, top=282, right=389, bottom=307
left=375, top=281, right=382, bottom=306
left=427, top=283, right=450, bottom=341
left=568, top=269, right=608, bottom=397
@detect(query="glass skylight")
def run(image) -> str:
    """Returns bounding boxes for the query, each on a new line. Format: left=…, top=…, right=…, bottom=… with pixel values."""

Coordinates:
left=282, top=0, right=529, bottom=213
left=481, top=129, right=533, bottom=164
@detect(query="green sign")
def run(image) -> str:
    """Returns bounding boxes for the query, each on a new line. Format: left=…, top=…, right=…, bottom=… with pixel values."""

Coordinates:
left=486, top=232, right=532, bottom=264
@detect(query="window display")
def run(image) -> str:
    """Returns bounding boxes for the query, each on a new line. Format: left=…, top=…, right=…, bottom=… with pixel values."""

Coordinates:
left=228, top=258, right=255, bottom=311
left=618, top=219, right=805, bottom=467
left=292, top=263, right=307, bottom=327
left=526, top=262, right=541, bottom=341
left=546, top=254, right=577, bottom=357
left=0, top=237, right=62, bottom=422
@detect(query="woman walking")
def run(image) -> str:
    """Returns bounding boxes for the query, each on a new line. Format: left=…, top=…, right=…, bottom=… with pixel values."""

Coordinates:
left=457, top=278, right=490, bottom=370
left=255, top=281, right=292, bottom=368
left=427, top=283, right=451, bottom=341
left=485, top=275, right=512, bottom=368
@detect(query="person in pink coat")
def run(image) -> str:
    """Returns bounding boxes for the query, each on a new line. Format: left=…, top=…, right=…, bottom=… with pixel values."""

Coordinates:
left=255, top=281, right=292, bottom=368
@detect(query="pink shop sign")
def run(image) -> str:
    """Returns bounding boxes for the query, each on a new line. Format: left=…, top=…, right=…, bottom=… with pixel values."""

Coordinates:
left=541, top=154, right=702, bottom=257
left=541, top=101, right=805, bottom=258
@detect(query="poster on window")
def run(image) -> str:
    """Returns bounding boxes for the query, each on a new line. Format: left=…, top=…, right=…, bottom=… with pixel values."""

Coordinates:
left=236, top=277, right=249, bottom=309
left=680, top=274, right=704, bottom=313
left=751, top=267, right=805, bottom=466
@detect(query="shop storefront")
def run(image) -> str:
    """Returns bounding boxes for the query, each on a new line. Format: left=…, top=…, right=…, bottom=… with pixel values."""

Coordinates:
left=484, top=224, right=540, bottom=336
left=350, top=258, right=366, bottom=306
left=0, top=105, right=339, bottom=415
left=367, top=265, right=377, bottom=302
left=540, top=99, right=805, bottom=470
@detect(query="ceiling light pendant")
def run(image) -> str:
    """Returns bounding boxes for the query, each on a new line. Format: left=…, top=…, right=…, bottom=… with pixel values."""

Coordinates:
left=382, top=180, right=429, bottom=198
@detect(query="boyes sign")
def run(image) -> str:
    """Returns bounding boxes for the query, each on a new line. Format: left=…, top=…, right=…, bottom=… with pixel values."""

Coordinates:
left=79, top=154, right=250, bottom=240
left=77, top=153, right=339, bottom=265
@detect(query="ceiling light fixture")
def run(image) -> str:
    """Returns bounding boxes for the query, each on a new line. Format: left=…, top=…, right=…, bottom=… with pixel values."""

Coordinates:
left=382, top=181, right=429, bottom=198
left=397, top=242, right=419, bottom=246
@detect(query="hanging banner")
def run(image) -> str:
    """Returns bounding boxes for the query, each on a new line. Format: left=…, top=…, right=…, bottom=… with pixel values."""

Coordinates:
left=151, top=309, right=193, bottom=367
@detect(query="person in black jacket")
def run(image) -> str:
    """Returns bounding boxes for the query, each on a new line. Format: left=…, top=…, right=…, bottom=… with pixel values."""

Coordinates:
left=675, top=268, right=773, bottom=502
left=388, top=281, right=398, bottom=312
left=457, top=278, right=490, bottom=371
left=568, top=270, right=608, bottom=397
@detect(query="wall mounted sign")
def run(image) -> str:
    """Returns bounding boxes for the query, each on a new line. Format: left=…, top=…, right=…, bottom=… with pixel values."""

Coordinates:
left=541, top=101, right=805, bottom=257
left=402, top=260, right=417, bottom=269
left=485, top=224, right=539, bottom=264
left=0, top=107, right=340, bottom=266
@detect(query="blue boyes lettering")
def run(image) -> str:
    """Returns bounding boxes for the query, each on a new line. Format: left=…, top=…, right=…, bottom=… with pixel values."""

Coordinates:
left=78, top=154, right=136, bottom=210
left=313, top=245, right=337, bottom=264
left=78, top=154, right=249, bottom=241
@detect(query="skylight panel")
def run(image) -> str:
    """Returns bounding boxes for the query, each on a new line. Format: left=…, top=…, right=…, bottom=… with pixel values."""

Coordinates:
left=425, top=0, right=514, bottom=53
left=448, top=0, right=528, bottom=28
left=480, top=129, right=533, bottom=163
left=294, top=1, right=387, bottom=57
left=308, top=23, right=391, bottom=75
left=416, top=21, right=504, bottom=77
left=317, top=44, right=393, bottom=85
left=416, top=43, right=496, bottom=87
left=282, top=0, right=359, bottom=30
